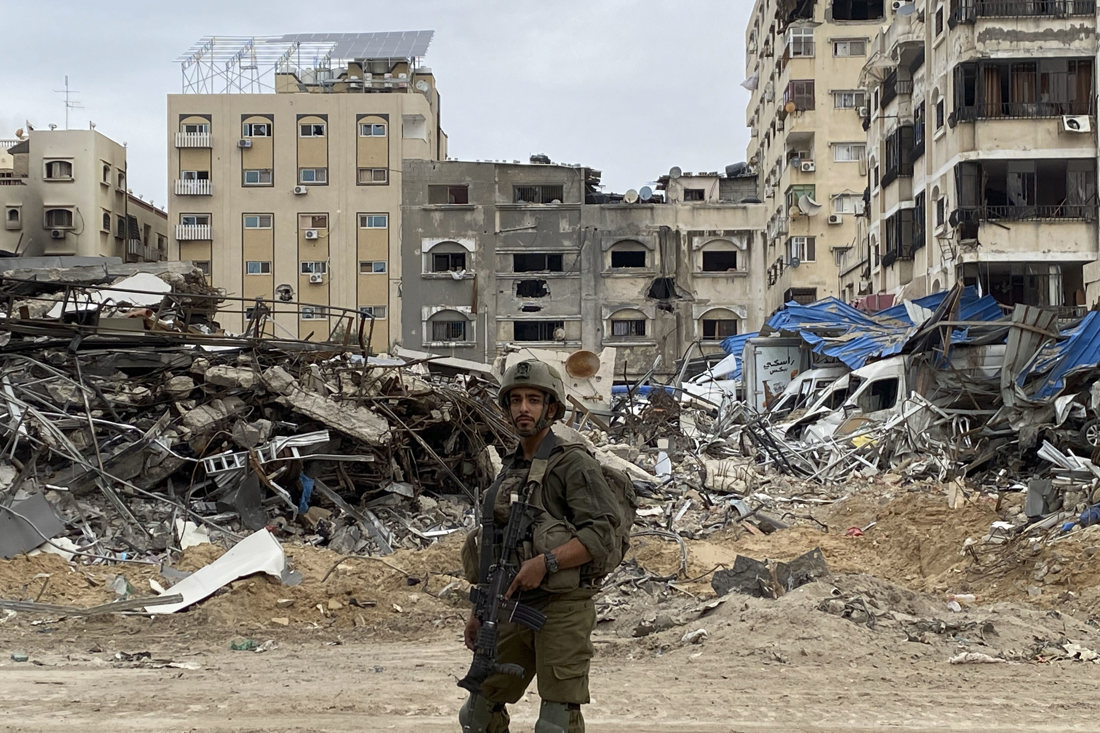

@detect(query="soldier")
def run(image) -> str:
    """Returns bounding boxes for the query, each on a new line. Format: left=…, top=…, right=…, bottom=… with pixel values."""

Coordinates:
left=460, top=358, right=619, bottom=733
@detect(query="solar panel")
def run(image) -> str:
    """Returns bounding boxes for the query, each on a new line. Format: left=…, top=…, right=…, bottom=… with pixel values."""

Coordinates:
left=282, top=31, right=433, bottom=60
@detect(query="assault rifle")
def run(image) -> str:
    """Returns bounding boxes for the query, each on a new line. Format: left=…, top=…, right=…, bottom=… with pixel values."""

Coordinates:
left=458, top=478, right=547, bottom=693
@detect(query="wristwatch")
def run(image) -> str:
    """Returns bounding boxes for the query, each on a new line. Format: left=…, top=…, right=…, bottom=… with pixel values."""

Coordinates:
left=543, top=550, right=559, bottom=574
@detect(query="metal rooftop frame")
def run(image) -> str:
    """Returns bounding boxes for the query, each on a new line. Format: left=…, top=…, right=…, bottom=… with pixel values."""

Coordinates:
left=176, top=31, right=434, bottom=94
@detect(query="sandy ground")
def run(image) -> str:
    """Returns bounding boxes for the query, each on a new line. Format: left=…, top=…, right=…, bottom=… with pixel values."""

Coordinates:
left=3, top=484, right=1100, bottom=731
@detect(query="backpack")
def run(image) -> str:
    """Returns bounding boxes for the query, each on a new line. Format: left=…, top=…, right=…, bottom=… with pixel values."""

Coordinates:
left=543, top=442, right=638, bottom=577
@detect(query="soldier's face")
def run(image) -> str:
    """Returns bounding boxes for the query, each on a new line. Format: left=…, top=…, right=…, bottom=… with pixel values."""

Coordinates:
left=509, top=387, right=553, bottom=436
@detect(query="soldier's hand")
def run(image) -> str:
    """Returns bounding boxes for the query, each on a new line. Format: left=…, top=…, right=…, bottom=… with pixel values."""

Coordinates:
left=464, top=613, right=480, bottom=651
left=505, top=556, right=547, bottom=598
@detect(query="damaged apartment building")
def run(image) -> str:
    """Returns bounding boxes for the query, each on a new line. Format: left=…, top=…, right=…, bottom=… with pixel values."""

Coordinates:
left=167, top=32, right=444, bottom=351
left=400, top=159, right=766, bottom=381
left=847, top=0, right=1099, bottom=314
left=746, top=0, right=886, bottom=316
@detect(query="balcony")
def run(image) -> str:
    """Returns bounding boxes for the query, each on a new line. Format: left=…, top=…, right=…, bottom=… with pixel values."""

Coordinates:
left=954, top=0, right=1096, bottom=22
left=175, top=132, right=212, bottom=148
left=175, top=179, right=212, bottom=196
left=955, top=99, right=1092, bottom=122
left=176, top=224, right=212, bottom=240
left=957, top=203, right=1098, bottom=221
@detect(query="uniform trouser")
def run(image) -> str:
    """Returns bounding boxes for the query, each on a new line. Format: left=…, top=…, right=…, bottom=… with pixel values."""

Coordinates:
left=479, top=588, right=596, bottom=720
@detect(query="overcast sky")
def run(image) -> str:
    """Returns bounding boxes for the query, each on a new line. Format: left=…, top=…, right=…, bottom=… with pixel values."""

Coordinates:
left=2, top=2, right=752, bottom=207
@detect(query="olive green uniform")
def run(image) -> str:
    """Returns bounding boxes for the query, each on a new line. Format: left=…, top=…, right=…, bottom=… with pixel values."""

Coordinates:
left=475, top=430, right=618, bottom=729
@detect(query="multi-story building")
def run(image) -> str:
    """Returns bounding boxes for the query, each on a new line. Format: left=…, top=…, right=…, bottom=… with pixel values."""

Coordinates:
left=167, top=32, right=443, bottom=348
left=854, top=0, right=1097, bottom=313
left=401, top=158, right=766, bottom=381
left=745, top=0, right=886, bottom=314
left=0, top=129, right=167, bottom=262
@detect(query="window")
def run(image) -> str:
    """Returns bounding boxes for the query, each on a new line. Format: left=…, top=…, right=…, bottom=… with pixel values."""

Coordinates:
left=242, top=122, right=270, bottom=137
left=361, top=305, right=387, bottom=319
left=935, top=6, right=944, bottom=35
left=180, top=170, right=210, bottom=181
left=359, top=123, right=387, bottom=136
left=359, top=214, right=388, bottom=228
left=183, top=123, right=210, bottom=134
left=244, top=214, right=273, bottom=229
left=244, top=169, right=273, bottom=185
left=513, top=253, right=563, bottom=272
left=701, top=318, right=738, bottom=341
left=833, top=143, right=866, bottom=162
left=702, top=251, right=739, bottom=271
left=790, top=236, right=816, bottom=262
left=785, top=79, right=816, bottom=110
left=246, top=260, right=272, bottom=275
left=359, top=260, right=387, bottom=274
left=432, top=252, right=467, bottom=272
left=936, top=196, right=946, bottom=226
left=102, top=163, right=111, bottom=183
left=117, top=171, right=125, bottom=189
left=44, top=160, right=73, bottom=180
left=833, top=90, right=867, bottom=109
left=432, top=319, right=467, bottom=341
left=299, top=168, right=328, bottom=184
left=300, top=261, right=328, bottom=274
left=299, top=123, right=326, bottom=137
left=610, top=250, right=646, bottom=268
left=935, top=98, right=945, bottom=129
left=610, top=318, right=647, bottom=338
left=180, top=214, right=210, bottom=226
left=787, top=27, right=814, bottom=57
left=683, top=188, right=706, bottom=201
left=101, top=211, right=111, bottom=231
left=833, top=39, right=866, bottom=57
left=429, top=184, right=470, bottom=204
left=299, top=214, right=328, bottom=229
left=513, top=185, right=564, bottom=204
left=301, top=305, right=328, bottom=320
left=513, top=320, right=564, bottom=342
left=195, top=260, right=211, bottom=276
left=833, top=194, right=863, bottom=214
left=45, top=208, right=74, bottom=228
left=358, top=168, right=388, bottom=184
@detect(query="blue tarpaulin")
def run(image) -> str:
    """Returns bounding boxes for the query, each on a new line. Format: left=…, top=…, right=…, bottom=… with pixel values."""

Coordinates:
left=1019, top=311, right=1100, bottom=399
left=718, top=332, right=758, bottom=381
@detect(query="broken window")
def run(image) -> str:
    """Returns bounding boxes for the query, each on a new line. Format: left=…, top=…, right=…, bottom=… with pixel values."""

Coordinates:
left=44, top=160, right=73, bottom=180
left=954, top=58, right=1093, bottom=120
left=882, top=125, right=914, bottom=187
left=683, top=189, right=706, bottom=202
left=515, top=279, right=549, bottom=297
left=833, top=39, right=866, bottom=57
left=428, top=185, right=469, bottom=204
left=432, top=252, right=467, bottom=272
left=954, top=159, right=1097, bottom=220
left=357, top=168, right=388, bottom=184
left=45, top=208, right=74, bottom=229
left=701, top=318, right=738, bottom=341
left=610, top=250, right=646, bottom=268
left=784, top=287, right=818, bottom=305
left=786, top=27, right=814, bottom=58
left=299, top=214, right=328, bottom=229
left=857, top=378, right=899, bottom=413
left=883, top=209, right=914, bottom=264
left=833, top=90, right=866, bottom=109
left=513, top=320, right=564, bottom=341
left=610, top=318, right=647, bottom=338
left=702, top=250, right=738, bottom=271
left=513, top=185, right=564, bottom=204
left=647, top=277, right=676, bottom=299
left=784, top=79, right=815, bottom=111
left=432, top=319, right=467, bottom=341
left=830, top=0, right=884, bottom=21
left=513, top=253, right=563, bottom=272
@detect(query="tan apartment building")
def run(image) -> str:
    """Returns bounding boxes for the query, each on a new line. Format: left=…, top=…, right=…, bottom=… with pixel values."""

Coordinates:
left=745, top=0, right=887, bottom=315
left=0, top=129, right=167, bottom=262
left=850, top=0, right=1097, bottom=313
left=401, top=159, right=766, bottom=382
left=167, top=32, right=444, bottom=348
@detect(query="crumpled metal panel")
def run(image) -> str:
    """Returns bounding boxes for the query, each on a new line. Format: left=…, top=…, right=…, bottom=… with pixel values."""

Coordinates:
left=1019, top=311, right=1100, bottom=399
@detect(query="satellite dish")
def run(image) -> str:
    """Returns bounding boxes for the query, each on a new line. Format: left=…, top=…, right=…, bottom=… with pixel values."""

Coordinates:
left=623, top=189, right=639, bottom=204
left=565, top=350, right=601, bottom=379
left=798, top=194, right=823, bottom=216
left=14, top=128, right=23, bottom=139
left=896, top=2, right=916, bottom=14
left=639, top=185, right=653, bottom=201
left=415, top=80, right=430, bottom=92
left=790, top=256, right=801, bottom=268
left=784, top=101, right=797, bottom=114
left=669, top=166, right=682, bottom=179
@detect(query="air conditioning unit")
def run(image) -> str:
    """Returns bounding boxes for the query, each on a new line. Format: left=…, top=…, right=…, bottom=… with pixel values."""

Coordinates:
left=827, top=213, right=843, bottom=225
left=293, top=185, right=308, bottom=195
left=1062, top=115, right=1091, bottom=133
left=801, top=160, right=816, bottom=172
left=857, top=106, right=869, bottom=118
left=304, top=229, right=319, bottom=240
left=238, top=139, right=252, bottom=149
left=308, top=273, right=324, bottom=284
left=49, top=229, right=65, bottom=239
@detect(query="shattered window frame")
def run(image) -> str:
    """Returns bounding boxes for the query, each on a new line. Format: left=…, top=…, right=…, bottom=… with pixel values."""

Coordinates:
left=833, top=90, right=867, bottom=109
left=44, top=159, right=74, bottom=181
left=299, top=123, right=326, bottom=137
left=300, top=261, right=328, bottom=275
left=701, top=250, right=739, bottom=272
left=701, top=317, right=738, bottom=341
left=299, top=214, right=328, bottom=229
left=833, top=38, right=866, bottom=57
left=242, top=122, right=270, bottom=137
left=359, top=123, right=387, bottom=137
left=512, top=253, right=564, bottom=272
left=513, top=184, right=565, bottom=204
left=300, top=305, right=329, bottom=320
left=361, top=305, right=387, bottom=319
left=431, top=318, right=467, bottom=342
left=428, top=184, right=470, bottom=204
left=609, top=318, right=647, bottom=339
left=609, top=248, right=647, bottom=269
left=431, top=251, right=467, bottom=272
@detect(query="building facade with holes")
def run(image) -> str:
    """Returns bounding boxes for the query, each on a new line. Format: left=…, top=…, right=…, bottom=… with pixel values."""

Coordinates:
left=850, top=0, right=1098, bottom=314
left=745, top=0, right=885, bottom=315
left=400, top=159, right=766, bottom=382
left=167, top=32, right=443, bottom=349
left=0, top=129, right=167, bottom=262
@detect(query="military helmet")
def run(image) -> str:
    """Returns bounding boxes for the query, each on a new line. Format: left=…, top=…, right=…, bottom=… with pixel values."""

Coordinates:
left=497, top=359, right=567, bottom=414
